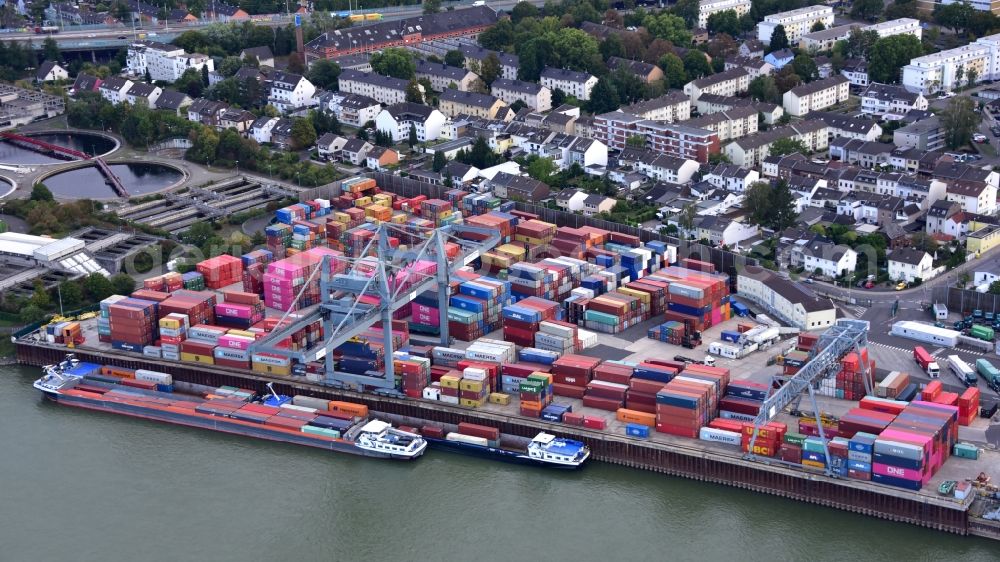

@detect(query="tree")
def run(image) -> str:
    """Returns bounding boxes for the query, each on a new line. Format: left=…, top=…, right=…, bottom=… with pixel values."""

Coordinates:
left=851, top=0, right=883, bottom=21
left=408, top=123, right=418, bottom=149
left=745, top=181, right=772, bottom=226
left=792, top=55, right=817, bottom=83
left=444, top=50, right=466, bottom=68
left=768, top=25, right=789, bottom=52
left=810, top=20, right=826, bottom=32
left=551, top=88, right=566, bottom=107
left=31, top=280, right=51, bottom=310
left=20, top=304, right=45, bottom=324
left=643, top=13, right=692, bottom=47
left=600, top=34, right=624, bottom=61
left=769, top=137, right=809, bottom=157
left=679, top=203, right=696, bottom=234
left=432, top=150, right=447, bottom=172
left=42, top=37, right=61, bottom=63
left=405, top=80, right=423, bottom=103
left=671, top=0, right=700, bottom=28
left=510, top=1, right=539, bottom=23
left=868, top=34, right=923, bottom=84
left=480, top=53, right=501, bottom=86
left=769, top=179, right=798, bottom=231
left=747, top=75, right=780, bottom=103
left=31, top=183, right=54, bottom=202
left=841, top=29, right=879, bottom=60
left=144, top=68, right=152, bottom=83
left=307, top=59, right=341, bottom=90
left=479, top=19, right=514, bottom=51
left=586, top=78, right=621, bottom=114
left=290, top=118, right=317, bottom=150
left=940, top=96, right=981, bottom=149
left=59, top=280, right=83, bottom=308
left=83, top=272, right=114, bottom=302
left=110, top=274, right=136, bottom=295
left=658, top=53, right=686, bottom=89
left=955, top=65, right=965, bottom=88
left=175, top=67, right=205, bottom=97
left=968, top=68, right=979, bottom=88
left=201, top=64, right=210, bottom=86
left=935, top=1, right=974, bottom=35
left=371, top=48, right=416, bottom=80
left=989, top=280, right=1000, bottom=295
left=423, top=0, right=441, bottom=14
left=683, top=50, right=712, bottom=80
left=911, top=232, right=939, bottom=253
left=707, top=10, right=740, bottom=37
left=218, top=56, right=244, bottom=78
left=626, top=134, right=646, bottom=148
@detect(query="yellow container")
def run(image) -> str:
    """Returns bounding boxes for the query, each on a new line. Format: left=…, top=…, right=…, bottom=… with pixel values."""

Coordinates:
left=439, top=375, right=462, bottom=389
left=801, top=460, right=825, bottom=469
left=496, top=244, right=526, bottom=259
left=159, top=318, right=182, bottom=330
left=459, top=379, right=484, bottom=392
left=354, top=196, right=372, bottom=208
left=488, top=392, right=510, bottom=405
left=460, top=398, right=484, bottom=408
left=373, top=194, right=393, bottom=206
left=226, top=329, right=255, bottom=338
left=391, top=213, right=407, bottom=224
left=252, top=361, right=290, bottom=376
left=514, top=234, right=548, bottom=246
left=334, top=212, right=351, bottom=224
left=617, top=287, right=650, bottom=303
left=180, top=352, right=215, bottom=365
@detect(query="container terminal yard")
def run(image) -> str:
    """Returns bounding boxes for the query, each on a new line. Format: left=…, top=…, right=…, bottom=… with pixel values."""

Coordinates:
left=13, top=174, right=1000, bottom=540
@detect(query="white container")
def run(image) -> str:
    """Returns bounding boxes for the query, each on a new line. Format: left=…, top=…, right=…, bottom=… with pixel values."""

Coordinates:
left=699, top=427, right=741, bottom=446
left=462, top=368, right=488, bottom=382
left=135, top=369, right=173, bottom=385
left=280, top=403, right=318, bottom=413
left=292, top=395, right=330, bottom=410
left=422, top=387, right=441, bottom=400
left=439, top=395, right=460, bottom=405
left=539, top=321, right=575, bottom=339
left=446, top=432, right=489, bottom=446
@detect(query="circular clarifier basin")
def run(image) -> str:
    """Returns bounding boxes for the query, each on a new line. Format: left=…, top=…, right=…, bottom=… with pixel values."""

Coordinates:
left=0, top=132, right=117, bottom=165
left=42, top=162, right=183, bottom=199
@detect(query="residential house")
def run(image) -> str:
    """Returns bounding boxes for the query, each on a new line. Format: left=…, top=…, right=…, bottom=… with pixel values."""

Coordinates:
left=187, top=98, right=228, bottom=127
left=207, top=2, right=249, bottom=22
left=636, top=154, right=701, bottom=184
left=217, top=108, right=255, bottom=133
left=860, top=83, right=928, bottom=116
left=539, top=67, right=598, bottom=101
left=608, top=57, right=664, bottom=83
left=340, top=138, right=373, bottom=165
left=366, top=146, right=399, bottom=170
left=70, top=73, right=102, bottom=97
left=683, top=68, right=750, bottom=100
left=375, top=102, right=447, bottom=142
left=316, top=133, right=348, bottom=160
left=124, top=82, right=162, bottom=107
left=240, top=46, right=274, bottom=68
left=555, top=188, right=589, bottom=212
left=491, top=78, right=552, bottom=112
left=488, top=172, right=550, bottom=202
left=738, top=267, right=837, bottom=330
left=267, top=71, right=316, bottom=112
left=828, top=138, right=894, bottom=169
left=800, top=240, right=858, bottom=277
left=841, top=59, right=869, bottom=87
left=438, top=88, right=506, bottom=119
left=724, top=56, right=774, bottom=79
left=250, top=116, right=279, bottom=144
left=414, top=60, right=479, bottom=92
left=704, top=164, right=760, bottom=193
left=99, top=76, right=133, bottom=105
left=127, top=41, right=214, bottom=83
left=925, top=200, right=964, bottom=239
left=782, top=76, right=850, bottom=117
left=440, top=161, right=480, bottom=187
left=810, top=111, right=882, bottom=142
left=947, top=180, right=998, bottom=215
left=888, top=248, right=935, bottom=283
left=457, top=45, right=519, bottom=81
left=318, top=91, right=381, bottom=128
left=695, top=215, right=759, bottom=247
left=35, top=61, right=68, bottom=83
left=763, top=49, right=794, bottom=70
left=269, top=118, right=295, bottom=150
left=581, top=194, right=617, bottom=216
left=968, top=224, right=1000, bottom=256
left=893, top=117, right=945, bottom=151
left=153, top=89, right=192, bottom=115
left=798, top=24, right=858, bottom=52
left=739, top=39, right=765, bottom=59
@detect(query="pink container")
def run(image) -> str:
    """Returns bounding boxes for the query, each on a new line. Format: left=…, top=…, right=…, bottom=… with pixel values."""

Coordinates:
left=413, top=312, right=440, bottom=326
left=879, top=428, right=932, bottom=449
left=710, top=307, right=721, bottom=325
left=218, top=334, right=254, bottom=350
left=872, top=462, right=924, bottom=481
left=414, top=303, right=437, bottom=317
left=215, top=303, right=254, bottom=319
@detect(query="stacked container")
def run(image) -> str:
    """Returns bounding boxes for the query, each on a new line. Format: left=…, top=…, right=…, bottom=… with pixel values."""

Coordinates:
left=551, top=354, right=600, bottom=397
left=263, top=247, right=347, bottom=311
left=394, top=352, right=431, bottom=398
left=519, top=372, right=553, bottom=417
left=197, top=255, right=244, bottom=289
left=108, top=297, right=159, bottom=352
left=872, top=401, right=959, bottom=491
left=215, top=291, right=265, bottom=329
left=501, top=296, right=560, bottom=347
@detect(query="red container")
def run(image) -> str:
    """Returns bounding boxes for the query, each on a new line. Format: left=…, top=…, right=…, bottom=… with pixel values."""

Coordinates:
left=552, top=383, right=587, bottom=398
left=121, top=378, right=157, bottom=390
left=457, top=422, right=500, bottom=441
left=656, top=422, right=699, bottom=438
left=562, top=412, right=585, bottom=426
left=582, top=395, right=623, bottom=411
left=421, top=425, right=446, bottom=438
left=583, top=416, right=606, bottom=430
left=630, top=378, right=667, bottom=394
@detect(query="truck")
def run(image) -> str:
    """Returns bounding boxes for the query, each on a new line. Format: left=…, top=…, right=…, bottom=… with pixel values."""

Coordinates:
left=913, top=346, right=940, bottom=378
left=933, top=303, right=948, bottom=320
left=976, top=359, right=1000, bottom=392
left=708, top=341, right=757, bottom=359
left=890, top=321, right=960, bottom=348
left=947, top=355, right=977, bottom=387
left=970, top=324, right=995, bottom=341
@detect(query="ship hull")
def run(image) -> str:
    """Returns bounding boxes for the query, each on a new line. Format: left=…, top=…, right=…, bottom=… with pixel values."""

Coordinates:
left=424, top=437, right=585, bottom=469
left=43, top=391, right=419, bottom=460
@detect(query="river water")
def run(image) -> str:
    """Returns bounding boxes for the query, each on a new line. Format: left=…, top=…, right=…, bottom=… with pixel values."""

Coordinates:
left=1, top=364, right=997, bottom=562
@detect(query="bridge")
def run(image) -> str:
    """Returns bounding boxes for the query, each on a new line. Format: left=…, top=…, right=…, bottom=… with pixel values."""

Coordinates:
left=1, top=132, right=89, bottom=160
left=93, top=157, right=129, bottom=198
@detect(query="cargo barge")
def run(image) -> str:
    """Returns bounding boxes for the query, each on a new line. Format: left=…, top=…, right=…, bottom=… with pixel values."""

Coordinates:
left=16, top=341, right=994, bottom=540
left=32, top=356, right=426, bottom=461
left=415, top=421, right=590, bottom=468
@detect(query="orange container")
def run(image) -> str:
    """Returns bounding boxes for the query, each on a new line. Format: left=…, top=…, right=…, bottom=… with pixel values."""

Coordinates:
left=328, top=401, right=369, bottom=418
left=100, top=366, right=136, bottom=379
left=616, top=408, right=656, bottom=427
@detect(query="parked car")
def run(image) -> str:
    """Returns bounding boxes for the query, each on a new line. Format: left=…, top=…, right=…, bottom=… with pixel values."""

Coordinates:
left=973, top=133, right=989, bottom=143
left=895, top=282, right=907, bottom=291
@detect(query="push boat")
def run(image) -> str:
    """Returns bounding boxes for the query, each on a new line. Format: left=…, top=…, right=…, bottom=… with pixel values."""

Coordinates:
left=33, top=356, right=427, bottom=460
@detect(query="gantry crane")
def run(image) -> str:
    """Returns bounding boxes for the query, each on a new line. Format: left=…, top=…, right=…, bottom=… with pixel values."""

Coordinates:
left=745, top=319, right=871, bottom=477
left=248, top=220, right=500, bottom=393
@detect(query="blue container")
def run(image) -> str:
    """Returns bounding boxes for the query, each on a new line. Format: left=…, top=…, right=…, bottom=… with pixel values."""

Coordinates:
left=726, top=384, right=768, bottom=401
left=310, top=416, right=355, bottom=431
left=802, top=450, right=827, bottom=465
left=633, top=367, right=674, bottom=383
left=339, top=357, right=380, bottom=374
left=155, top=384, right=174, bottom=393
left=720, top=330, right=741, bottom=343
left=872, top=472, right=922, bottom=491
left=897, top=383, right=919, bottom=402
left=626, top=423, right=650, bottom=438
left=731, top=301, right=749, bottom=316
left=645, top=240, right=667, bottom=255
left=847, top=460, right=871, bottom=472
left=111, top=340, right=144, bottom=352
left=849, top=433, right=877, bottom=454
left=667, top=302, right=708, bottom=317
left=595, top=255, right=615, bottom=268
left=655, top=392, right=697, bottom=408
left=450, top=295, right=485, bottom=313
left=263, top=394, right=292, bottom=407
left=502, top=304, right=541, bottom=323
left=65, top=362, right=102, bottom=377
left=872, top=452, right=924, bottom=470
left=519, top=348, right=559, bottom=365
left=460, top=282, right=495, bottom=301
left=541, top=409, right=564, bottom=422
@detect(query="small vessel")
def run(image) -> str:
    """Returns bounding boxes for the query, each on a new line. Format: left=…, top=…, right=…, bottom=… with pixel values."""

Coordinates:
left=423, top=427, right=590, bottom=469
left=34, top=356, right=426, bottom=460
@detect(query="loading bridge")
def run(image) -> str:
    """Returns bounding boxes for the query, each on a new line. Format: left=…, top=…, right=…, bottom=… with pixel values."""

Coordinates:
left=1, top=131, right=90, bottom=160
left=93, top=157, right=129, bottom=198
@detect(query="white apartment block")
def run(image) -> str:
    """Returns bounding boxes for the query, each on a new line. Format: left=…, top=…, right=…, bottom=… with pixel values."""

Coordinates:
left=540, top=67, right=598, bottom=101
left=902, top=33, right=1000, bottom=93
left=338, top=69, right=418, bottom=105
left=683, top=68, right=750, bottom=100
left=782, top=76, right=850, bottom=116
left=127, top=41, right=214, bottom=83
left=758, top=5, right=834, bottom=45
left=267, top=71, right=316, bottom=113
left=620, top=92, right=691, bottom=122
left=866, top=18, right=922, bottom=40
left=698, top=0, right=752, bottom=29
left=491, top=78, right=552, bottom=112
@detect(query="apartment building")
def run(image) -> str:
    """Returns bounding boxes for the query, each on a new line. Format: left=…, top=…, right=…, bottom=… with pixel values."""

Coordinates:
left=866, top=17, right=922, bottom=39
left=683, top=68, right=750, bottom=100
left=267, top=71, right=316, bottom=113
left=685, top=105, right=759, bottom=142
left=860, top=82, right=929, bottom=115
left=902, top=33, right=1000, bottom=94
left=724, top=120, right=828, bottom=167
left=317, top=91, right=382, bottom=128
left=438, top=88, right=506, bottom=119
left=126, top=41, right=214, bottom=83
left=782, top=76, right=850, bottom=116
left=458, top=44, right=519, bottom=80
left=414, top=59, right=479, bottom=92
left=594, top=111, right=720, bottom=163
left=620, top=91, right=691, bottom=121
left=491, top=78, right=552, bottom=112
left=540, top=67, right=599, bottom=101
left=698, top=0, right=752, bottom=28
left=338, top=69, right=418, bottom=105
left=375, top=102, right=446, bottom=142
left=758, top=5, right=834, bottom=45
left=799, top=24, right=858, bottom=52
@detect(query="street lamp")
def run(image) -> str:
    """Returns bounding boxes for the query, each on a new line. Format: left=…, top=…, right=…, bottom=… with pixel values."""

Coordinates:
left=235, top=159, right=239, bottom=176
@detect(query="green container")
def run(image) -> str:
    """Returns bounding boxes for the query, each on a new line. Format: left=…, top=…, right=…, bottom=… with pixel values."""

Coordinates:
left=970, top=325, right=994, bottom=341
left=301, top=425, right=341, bottom=439
left=584, top=310, right=619, bottom=325
left=519, top=380, right=543, bottom=393
left=783, top=432, right=807, bottom=446
left=803, top=437, right=827, bottom=454
left=953, top=442, right=979, bottom=460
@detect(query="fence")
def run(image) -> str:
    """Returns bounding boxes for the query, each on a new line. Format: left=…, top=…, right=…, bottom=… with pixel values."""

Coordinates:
left=373, top=173, right=758, bottom=278
left=933, top=286, right=1000, bottom=316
